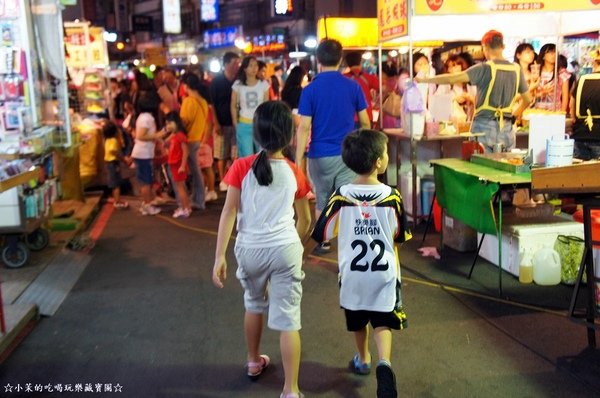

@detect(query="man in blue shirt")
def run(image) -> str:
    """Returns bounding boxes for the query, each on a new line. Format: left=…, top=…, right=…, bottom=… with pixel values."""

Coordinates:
left=296, top=39, right=370, bottom=253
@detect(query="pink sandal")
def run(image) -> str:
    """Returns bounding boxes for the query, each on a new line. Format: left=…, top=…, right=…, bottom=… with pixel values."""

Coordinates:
left=247, top=354, right=270, bottom=381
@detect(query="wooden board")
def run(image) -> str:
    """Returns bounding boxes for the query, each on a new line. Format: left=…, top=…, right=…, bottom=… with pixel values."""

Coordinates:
left=0, top=168, right=41, bottom=193
left=531, top=161, right=600, bottom=194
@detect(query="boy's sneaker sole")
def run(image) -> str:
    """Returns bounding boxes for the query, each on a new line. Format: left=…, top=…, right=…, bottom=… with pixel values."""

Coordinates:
left=349, top=354, right=371, bottom=375
left=376, top=362, right=397, bottom=398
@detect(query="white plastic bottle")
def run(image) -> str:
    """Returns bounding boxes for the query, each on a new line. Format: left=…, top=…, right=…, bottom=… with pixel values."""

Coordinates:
left=532, top=246, right=561, bottom=286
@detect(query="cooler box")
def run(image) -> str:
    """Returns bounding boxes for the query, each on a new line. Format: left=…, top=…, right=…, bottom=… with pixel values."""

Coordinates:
left=399, top=172, right=420, bottom=221
left=0, top=187, right=22, bottom=228
left=477, top=218, right=584, bottom=277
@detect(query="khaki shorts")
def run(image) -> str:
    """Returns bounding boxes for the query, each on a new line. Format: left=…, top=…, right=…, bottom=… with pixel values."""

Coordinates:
left=213, top=125, right=236, bottom=160
left=234, top=242, right=304, bottom=331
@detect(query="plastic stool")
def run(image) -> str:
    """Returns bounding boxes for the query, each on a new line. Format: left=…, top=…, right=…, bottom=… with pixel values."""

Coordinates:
left=573, top=209, right=600, bottom=248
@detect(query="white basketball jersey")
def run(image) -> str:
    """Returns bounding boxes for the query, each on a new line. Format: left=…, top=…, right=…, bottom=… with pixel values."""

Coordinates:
left=312, top=184, right=412, bottom=311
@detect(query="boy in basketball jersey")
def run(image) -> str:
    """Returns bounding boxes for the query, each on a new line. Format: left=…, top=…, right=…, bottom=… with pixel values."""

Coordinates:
left=311, top=129, right=411, bottom=398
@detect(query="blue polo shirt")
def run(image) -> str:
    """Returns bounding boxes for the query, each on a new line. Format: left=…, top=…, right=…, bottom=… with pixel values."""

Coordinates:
left=298, top=71, right=367, bottom=158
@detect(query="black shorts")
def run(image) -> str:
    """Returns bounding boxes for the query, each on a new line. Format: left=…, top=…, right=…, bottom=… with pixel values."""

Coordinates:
left=342, top=279, right=407, bottom=331
left=344, top=307, right=407, bottom=332
left=106, top=161, right=121, bottom=189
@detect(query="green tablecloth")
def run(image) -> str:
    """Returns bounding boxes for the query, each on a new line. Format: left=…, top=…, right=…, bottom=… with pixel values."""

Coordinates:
left=431, top=158, right=531, bottom=235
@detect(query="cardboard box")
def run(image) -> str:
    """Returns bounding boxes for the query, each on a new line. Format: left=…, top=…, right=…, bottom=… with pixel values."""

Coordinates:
left=443, top=213, right=477, bottom=252
left=477, top=218, right=584, bottom=277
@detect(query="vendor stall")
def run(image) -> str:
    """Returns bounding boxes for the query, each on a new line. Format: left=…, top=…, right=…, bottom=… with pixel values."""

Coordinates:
left=63, top=22, right=111, bottom=191
left=406, top=0, right=600, bottom=347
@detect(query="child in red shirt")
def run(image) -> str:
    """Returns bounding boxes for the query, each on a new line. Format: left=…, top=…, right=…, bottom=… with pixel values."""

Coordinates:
left=165, top=112, right=191, bottom=218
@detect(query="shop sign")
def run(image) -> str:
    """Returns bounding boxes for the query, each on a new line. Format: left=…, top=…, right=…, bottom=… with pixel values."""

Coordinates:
left=416, top=0, right=600, bottom=15
left=245, top=34, right=286, bottom=54
left=144, top=47, right=168, bottom=67
left=168, top=40, right=196, bottom=56
left=377, top=0, right=408, bottom=42
left=201, top=0, right=219, bottom=22
left=162, top=0, right=181, bottom=34
left=203, top=26, right=241, bottom=49
left=132, top=15, right=153, bottom=32
left=64, top=24, right=108, bottom=68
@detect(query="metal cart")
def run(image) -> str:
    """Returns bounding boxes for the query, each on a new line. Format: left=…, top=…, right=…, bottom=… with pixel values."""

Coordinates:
left=0, top=168, right=49, bottom=268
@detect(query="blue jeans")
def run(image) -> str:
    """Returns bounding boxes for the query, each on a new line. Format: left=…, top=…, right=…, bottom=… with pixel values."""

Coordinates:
left=236, top=121, right=257, bottom=158
left=574, top=141, right=600, bottom=161
left=187, top=141, right=205, bottom=209
left=471, top=117, right=515, bottom=153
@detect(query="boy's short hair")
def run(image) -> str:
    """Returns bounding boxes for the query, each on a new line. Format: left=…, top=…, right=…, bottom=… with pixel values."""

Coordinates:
left=317, top=39, right=343, bottom=67
left=345, top=51, right=362, bottom=68
left=481, top=30, right=504, bottom=49
left=342, top=129, right=388, bottom=175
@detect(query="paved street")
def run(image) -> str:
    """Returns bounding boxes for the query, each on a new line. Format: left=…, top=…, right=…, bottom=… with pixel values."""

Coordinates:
left=0, top=196, right=599, bottom=397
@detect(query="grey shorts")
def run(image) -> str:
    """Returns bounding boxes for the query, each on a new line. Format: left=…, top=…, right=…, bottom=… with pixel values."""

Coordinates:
left=213, top=125, right=236, bottom=160
left=308, top=155, right=356, bottom=211
left=234, top=242, right=304, bottom=331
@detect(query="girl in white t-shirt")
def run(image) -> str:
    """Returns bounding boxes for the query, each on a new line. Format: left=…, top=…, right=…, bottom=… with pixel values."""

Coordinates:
left=213, top=101, right=311, bottom=398
left=131, top=93, right=168, bottom=215
left=230, top=56, right=270, bottom=158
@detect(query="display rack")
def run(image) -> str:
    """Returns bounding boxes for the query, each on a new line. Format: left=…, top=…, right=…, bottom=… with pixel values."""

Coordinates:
left=63, top=22, right=110, bottom=119
left=82, top=69, right=108, bottom=116
left=0, top=0, right=41, bottom=155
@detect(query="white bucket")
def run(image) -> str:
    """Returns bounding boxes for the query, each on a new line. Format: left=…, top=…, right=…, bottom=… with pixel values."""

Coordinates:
left=545, top=138, right=574, bottom=167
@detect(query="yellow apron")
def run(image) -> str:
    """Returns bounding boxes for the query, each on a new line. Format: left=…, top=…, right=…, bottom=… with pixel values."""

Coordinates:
left=575, top=73, right=600, bottom=132
left=474, top=61, right=521, bottom=130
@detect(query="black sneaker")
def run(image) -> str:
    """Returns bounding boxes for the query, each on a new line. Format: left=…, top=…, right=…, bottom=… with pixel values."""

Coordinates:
left=376, top=361, right=397, bottom=398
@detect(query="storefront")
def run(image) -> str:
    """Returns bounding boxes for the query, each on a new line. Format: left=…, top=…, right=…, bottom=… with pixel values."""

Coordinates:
left=391, top=0, right=600, bottom=347
left=0, top=0, right=73, bottom=328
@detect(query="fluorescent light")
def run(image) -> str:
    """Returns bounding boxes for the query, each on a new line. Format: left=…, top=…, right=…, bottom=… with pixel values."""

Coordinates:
left=289, top=51, right=308, bottom=58
left=304, top=37, right=318, bottom=49
left=389, top=50, right=398, bottom=57
left=190, top=55, right=198, bottom=65
left=362, top=51, right=372, bottom=60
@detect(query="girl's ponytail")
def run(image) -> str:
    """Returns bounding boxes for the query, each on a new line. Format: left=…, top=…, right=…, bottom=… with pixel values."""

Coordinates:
left=252, top=150, right=272, bottom=186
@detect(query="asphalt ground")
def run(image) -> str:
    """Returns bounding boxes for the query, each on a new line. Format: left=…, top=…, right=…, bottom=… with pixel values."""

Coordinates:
left=0, top=195, right=598, bottom=398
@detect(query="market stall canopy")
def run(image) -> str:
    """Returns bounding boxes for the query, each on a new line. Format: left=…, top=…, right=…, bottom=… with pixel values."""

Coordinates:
left=395, top=10, right=600, bottom=42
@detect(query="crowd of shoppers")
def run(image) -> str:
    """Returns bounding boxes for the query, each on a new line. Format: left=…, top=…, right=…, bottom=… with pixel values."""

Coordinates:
left=95, top=32, right=600, bottom=398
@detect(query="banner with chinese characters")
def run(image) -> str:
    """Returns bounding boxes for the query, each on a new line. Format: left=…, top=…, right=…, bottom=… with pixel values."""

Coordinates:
left=162, top=0, right=181, bottom=34
left=416, top=0, right=600, bottom=15
left=377, top=0, right=408, bottom=42
left=64, top=24, right=108, bottom=68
